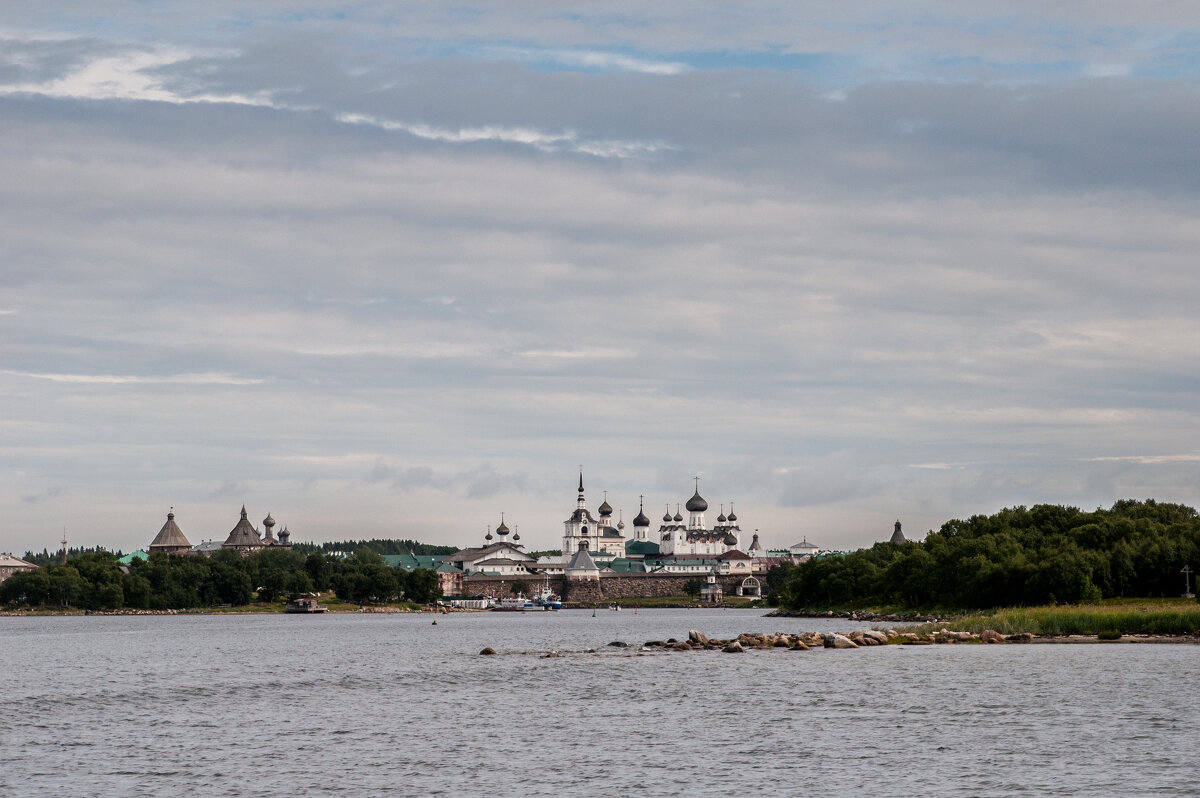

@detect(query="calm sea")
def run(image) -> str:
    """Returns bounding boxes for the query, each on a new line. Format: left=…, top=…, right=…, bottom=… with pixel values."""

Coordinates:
left=2, top=609, right=1197, bottom=797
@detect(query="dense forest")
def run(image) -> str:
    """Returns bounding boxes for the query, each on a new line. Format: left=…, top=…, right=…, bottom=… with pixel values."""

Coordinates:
left=775, top=500, right=1200, bottom=611
left=0, top=548, right=441, bottom=611
left=291, top=539, right=458, bottom=556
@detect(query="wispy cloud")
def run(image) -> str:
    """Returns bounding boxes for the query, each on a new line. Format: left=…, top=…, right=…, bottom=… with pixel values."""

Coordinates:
left=481, top=46, right=690, bottom=75
left=1081, top=454, right=1200, bottom=464
left=334, top=112, right=671, bottom=158
left=3, top=370, right=263, bottom=385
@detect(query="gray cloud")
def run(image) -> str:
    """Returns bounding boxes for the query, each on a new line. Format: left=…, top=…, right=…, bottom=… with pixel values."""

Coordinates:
left=2, top=7, right=1199, bottom=555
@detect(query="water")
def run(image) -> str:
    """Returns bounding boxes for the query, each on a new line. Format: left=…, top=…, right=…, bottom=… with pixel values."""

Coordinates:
left=2, top=609, right=1198, bottom=797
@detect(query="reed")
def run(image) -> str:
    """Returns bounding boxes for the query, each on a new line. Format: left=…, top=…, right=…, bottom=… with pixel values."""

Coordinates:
left=893, top=600, right=1200, bottom=636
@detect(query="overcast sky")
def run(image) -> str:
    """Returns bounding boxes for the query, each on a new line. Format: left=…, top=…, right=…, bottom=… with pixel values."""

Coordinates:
left=3, top=2, right=1200, bottom=556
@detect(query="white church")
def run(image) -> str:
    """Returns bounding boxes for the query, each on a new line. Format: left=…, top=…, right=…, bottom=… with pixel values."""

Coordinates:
left=558, top=473, right=745, bottom=560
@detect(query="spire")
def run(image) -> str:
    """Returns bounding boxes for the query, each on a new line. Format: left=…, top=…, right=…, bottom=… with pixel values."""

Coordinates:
left=240, top=504, right=248, bottom=520
left=578, top=467, right=584, bottom=493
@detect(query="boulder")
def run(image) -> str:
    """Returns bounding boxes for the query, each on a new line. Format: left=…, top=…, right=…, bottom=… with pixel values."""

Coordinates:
left=848, top=630, right=867, bottom=644
left=673, top=642, right=692, bottom=651
left=645, top=640, right=666, bottom=647
left=1007, top=632, right=1033, bottom=644
left=773, top=637, right=791, bottom=647
left=607, top=641, right=628, bottom=647
left=822, top=633, right=836, bottom=648
left=688, top=630, right=709, bottom=646
left=863, top=630, right=890, bottom=645
left=790, top=640, right=811, bottom=651
left=479, top=647, right=496, bottom=656
left=829, top=633, right=859, bottom=649
left=981, top=629, right=1005, bottom=644
left=723, top=641, right=744, bottom=653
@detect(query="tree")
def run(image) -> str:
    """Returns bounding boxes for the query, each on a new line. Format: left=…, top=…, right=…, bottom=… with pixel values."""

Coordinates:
left=683, top=578, right=703, bottom=598
left=509, top=579, right=531, bottom=598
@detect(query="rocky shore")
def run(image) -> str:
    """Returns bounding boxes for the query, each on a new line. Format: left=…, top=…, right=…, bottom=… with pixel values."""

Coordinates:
left=480, top=627, right=1200, bottom=655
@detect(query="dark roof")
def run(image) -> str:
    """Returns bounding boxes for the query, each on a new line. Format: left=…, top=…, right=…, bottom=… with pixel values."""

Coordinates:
left=685, top=490, right=708, bottom=512
left=598, top=499, right=613, bottom=517
left=567, top=508, right=598, bottom=524
left=222, top=506, right=262, bottom=549
left=717, top=550, right=752, bottom=560
left=149, top=511, right=192, bottom=551
left=566, top=548, right=599, bottom=571
left=601, top=526, right=623, bottom=538
left=633, top=508, right=650, bottom=526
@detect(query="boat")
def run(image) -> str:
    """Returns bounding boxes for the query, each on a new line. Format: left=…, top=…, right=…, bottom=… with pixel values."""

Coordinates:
left=533, top=586, right=562, bottom=610
left=285, top=597, right=327, bottom=613
left=494, top=596, right=530, bottom=611
left=608, top=602, right=621, bottom=612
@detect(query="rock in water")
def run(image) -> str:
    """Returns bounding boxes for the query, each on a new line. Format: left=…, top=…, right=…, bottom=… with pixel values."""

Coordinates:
left=790, top=641, right=811, bottom=651
left=688, top=630, right=709, bottom=646
left=723, top=641, right=744, bottom=653
left=607, top=641, right=628, bottom=647
left=480, top=647, right=496, bottom=656
left=830, top=633, right=859, bottom=649
left=981, top=629, right=1005, bottom=644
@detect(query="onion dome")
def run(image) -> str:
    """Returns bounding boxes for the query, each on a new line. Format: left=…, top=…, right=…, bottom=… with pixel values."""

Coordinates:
left=686, top=490, right=708, bottom=513
left=723, top=532, right=738, bottom=546
left=485, top=526, right=493, bottom=541
left=513, top=528, right=521, bottom=542
left=727, top=504, right=737, bottom=523
left=263, top=513, right=275, bottom=527
left=673, top=505, right=683, bottom=523
left=717, top=505, right=727, bottom=524
left=617, top=515, right=625, bottom=531
left=496, top=515, right=510, bottom=536
left=598, top=492, right=613, bottom=517
left=663, top=506, right=673, bottom=523
left=578, top=471, right=585, bottom=493
left=634, top=507, right=650, bottom=527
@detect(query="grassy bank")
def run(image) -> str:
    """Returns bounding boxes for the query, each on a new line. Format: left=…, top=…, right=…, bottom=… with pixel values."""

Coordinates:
left=893, top=598, right=1200, bottom=636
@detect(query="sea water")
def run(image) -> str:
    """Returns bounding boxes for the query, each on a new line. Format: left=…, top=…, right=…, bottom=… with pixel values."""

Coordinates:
left=2, top=609, right=1197, bottom=797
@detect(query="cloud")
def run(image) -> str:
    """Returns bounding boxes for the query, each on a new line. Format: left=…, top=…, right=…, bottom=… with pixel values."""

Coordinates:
left=22, top=485, right=65, bottom=504
left=333, top=112, right=671, bottom=158
left=2, top=371, right=264, bottom=386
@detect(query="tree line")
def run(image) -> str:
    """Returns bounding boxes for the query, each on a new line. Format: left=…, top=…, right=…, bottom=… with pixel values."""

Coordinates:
left=0, top=547, right=441, bottom=611
left=774, top=500, right=1200, bottom=611
left=291, top=539, right=458, bottom=556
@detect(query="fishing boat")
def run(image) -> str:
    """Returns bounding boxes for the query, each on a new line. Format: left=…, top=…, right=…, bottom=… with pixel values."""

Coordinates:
left=493, top=596, right=530, bottom=612
left=533, top=586, right=562, bottom=610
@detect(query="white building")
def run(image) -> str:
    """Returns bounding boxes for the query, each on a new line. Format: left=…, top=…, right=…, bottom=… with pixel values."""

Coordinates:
left=656, top=481, right=743, bottom=557
left=561, top=473, right=626, bottom=557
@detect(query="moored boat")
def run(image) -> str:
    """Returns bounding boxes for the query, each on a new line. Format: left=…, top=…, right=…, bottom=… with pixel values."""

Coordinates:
left=285, top=597, right=327, bottom=613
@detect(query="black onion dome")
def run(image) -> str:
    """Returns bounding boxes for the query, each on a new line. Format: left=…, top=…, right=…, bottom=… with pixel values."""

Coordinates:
left=496, top=520, right=509, bottom=535
left=723, top=532, right=738, bottom=546
left=663, top=508, right=673, bottom=522
left=717, top=512, right=727, bottom=523
left=727, top=510, right=737, bottom=522
left=686, top=491, right=708, bottom=512
left=673, top=508, right=683, bottom=522
left=634, top=509, right=651, bottom=527
left=598, top=500, right=613, bottom=517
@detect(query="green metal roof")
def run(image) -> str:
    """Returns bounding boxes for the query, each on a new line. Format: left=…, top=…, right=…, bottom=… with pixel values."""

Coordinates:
left=625, top=540, right=661, bottom=555
left=118, top=550, right=148, bottom=565
left=382, top=554, right=442, bottom=570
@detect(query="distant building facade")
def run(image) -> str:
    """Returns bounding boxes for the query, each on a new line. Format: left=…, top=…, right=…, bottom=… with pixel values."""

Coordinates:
left=0, top=553, right=37, bottom=583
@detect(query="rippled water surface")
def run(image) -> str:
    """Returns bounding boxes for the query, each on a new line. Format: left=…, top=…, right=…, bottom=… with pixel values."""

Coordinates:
left=3, top=609, right=1198, bottom=797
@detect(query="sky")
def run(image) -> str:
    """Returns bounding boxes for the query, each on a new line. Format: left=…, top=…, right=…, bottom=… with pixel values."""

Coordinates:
left=3, top=2, right=1200, bottom=556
